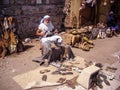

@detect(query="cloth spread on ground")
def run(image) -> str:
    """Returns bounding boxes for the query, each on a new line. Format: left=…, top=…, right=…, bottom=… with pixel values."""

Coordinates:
left=13, top=56, right=85, bottom=89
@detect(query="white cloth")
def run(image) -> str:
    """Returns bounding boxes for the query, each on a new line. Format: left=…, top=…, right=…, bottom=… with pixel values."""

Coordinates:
left=41, top=35, right=63, bottom=50
left=41, top=35, right=63, bottom=44
left=41, top=35, right=63, bottom=52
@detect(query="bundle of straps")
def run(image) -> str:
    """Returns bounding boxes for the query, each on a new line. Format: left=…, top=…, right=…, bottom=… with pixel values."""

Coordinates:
left=0, top=16, right=24, bottom=58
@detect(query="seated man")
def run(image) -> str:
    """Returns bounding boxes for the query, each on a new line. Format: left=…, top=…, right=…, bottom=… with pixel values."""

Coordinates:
left=36, top=15, right=56, bottom=49
left=41, top=35, right=75, bottom=65
left=35, top=15, right=75, bottom=66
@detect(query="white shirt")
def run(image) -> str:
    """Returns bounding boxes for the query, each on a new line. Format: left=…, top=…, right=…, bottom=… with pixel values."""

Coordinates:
left=38, top=22, right=54, bottom=33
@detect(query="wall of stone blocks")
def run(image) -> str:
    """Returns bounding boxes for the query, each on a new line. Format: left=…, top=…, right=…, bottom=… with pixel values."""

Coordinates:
left=0, top=0, right=65, bottom=39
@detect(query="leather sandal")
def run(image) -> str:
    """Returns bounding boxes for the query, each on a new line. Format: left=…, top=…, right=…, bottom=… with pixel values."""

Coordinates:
left=42, top=75, right=47, bottom=81
left=103, top=79, right=110, bottom=86
left=57, top=78, right=66, bottom=83
left=40, top=70, right=45, bottom=74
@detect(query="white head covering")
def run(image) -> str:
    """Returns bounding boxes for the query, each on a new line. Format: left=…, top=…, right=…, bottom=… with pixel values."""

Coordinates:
left=40, top=15, right=50, bottom=24
left=39, top=15, right=54, bottom=33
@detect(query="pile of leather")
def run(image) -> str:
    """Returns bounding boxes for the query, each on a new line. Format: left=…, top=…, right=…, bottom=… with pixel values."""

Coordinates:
left=60, top=26, right=94, bottom=51
left=0, top=16, right=24, bottom=59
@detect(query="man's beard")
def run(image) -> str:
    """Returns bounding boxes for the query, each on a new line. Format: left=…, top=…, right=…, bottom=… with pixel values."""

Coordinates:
left=44, top=21, right=50, bottom=26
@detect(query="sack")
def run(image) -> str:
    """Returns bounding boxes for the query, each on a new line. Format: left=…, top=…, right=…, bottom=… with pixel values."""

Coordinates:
left=64, top=34, right=80, bottom=46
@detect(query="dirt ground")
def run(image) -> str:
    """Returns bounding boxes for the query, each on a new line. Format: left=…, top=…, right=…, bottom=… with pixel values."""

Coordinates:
left=0, top=35, right=120, bottom=90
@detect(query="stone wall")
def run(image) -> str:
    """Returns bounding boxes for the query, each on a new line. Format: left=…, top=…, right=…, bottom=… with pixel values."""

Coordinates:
left=0, top=0, right=65, bottom=39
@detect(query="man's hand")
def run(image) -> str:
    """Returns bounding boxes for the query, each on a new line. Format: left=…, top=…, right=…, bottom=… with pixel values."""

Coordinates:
left=36, top=29, right=46, bottom=36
